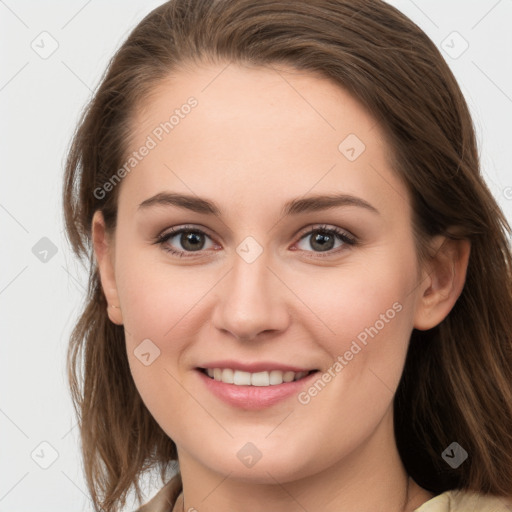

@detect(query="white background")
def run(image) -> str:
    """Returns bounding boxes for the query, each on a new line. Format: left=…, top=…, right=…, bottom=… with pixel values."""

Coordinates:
left=1, top=1, right=511, bottom=511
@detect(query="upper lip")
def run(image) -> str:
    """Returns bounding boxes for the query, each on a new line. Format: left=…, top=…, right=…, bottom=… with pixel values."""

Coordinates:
left=197, top=360, right=317, bottom=373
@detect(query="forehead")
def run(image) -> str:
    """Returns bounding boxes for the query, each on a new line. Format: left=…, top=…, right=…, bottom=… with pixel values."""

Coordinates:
left=117, top=61, right=408, bottom=220
left=132, top=61, right=381, bottom=151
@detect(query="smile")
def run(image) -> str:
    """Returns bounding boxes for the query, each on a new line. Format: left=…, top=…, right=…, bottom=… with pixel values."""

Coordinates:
left=196, top=367, right=320, bottom=410
left=200, top=367, right=317, bottom=386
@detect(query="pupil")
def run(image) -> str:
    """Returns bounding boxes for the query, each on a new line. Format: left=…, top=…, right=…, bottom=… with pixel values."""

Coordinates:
left=182, top=232, right=204, bottom=251
left=312, top=232, right=333, bottom=252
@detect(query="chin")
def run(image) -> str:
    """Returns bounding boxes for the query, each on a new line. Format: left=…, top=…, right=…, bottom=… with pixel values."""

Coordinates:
left=197, top=443, right=319, bottom=485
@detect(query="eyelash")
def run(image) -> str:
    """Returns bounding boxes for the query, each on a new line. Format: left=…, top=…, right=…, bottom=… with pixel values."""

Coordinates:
left=152, top=224, right=358, bottom=259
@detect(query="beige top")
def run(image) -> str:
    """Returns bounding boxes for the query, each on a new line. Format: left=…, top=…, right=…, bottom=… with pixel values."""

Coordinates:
left=135, top=475, right=512, bottom=512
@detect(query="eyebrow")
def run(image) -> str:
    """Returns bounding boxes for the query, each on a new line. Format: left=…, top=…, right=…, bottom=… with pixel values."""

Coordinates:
left=137, top=192, right=380, bottom=216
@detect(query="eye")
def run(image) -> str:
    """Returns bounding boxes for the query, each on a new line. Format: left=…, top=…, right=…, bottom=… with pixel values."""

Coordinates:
left=293, top=224, right=357, bottom=257
left=153, top=225, right=217, bottom=258
left=153, top=223, right=357, bottom=259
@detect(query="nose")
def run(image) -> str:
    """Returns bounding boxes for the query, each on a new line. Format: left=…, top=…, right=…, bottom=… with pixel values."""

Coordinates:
left=211, top=249, right=290, bottom=342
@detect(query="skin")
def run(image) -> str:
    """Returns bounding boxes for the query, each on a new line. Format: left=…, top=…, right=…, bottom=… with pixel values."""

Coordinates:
left=92, top=62, right=471, bottom=512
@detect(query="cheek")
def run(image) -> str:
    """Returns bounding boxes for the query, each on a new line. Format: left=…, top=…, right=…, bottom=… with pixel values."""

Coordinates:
left=286, top=249, right=417, bottom=447
left=294, top=245, right=418, bottom=379
left=118, top=256, right=198, bottom=440
left=116, top=242, right=205, bottom=342
left=114, top=245, right=201, bottom=408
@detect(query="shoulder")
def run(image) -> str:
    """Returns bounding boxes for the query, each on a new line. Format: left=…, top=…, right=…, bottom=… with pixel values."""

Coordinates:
left=134, top=474, right=182, bottom=512
left=134, top=481, right=512, bottom=512
left=414, top=489, right=512, bottom=512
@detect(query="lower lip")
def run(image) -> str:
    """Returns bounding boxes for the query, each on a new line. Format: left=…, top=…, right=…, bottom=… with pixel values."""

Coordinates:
left=196, top=369, right=318, bottom=410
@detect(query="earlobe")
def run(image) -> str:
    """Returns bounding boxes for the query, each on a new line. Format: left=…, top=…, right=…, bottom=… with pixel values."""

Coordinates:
left=413, top=236, right=471, bottom=331
left=91, top=210, right=123, bottom=325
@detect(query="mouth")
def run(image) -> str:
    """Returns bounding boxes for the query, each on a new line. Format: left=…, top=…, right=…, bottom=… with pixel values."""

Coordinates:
left=196, top=366, right=322, bottom=409
left=197, top=367, right=320, bottom=387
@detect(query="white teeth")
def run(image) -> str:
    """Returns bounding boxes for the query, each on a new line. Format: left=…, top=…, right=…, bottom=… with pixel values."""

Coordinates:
left=269, top=370, right=284, bottom=385
left=251, top=371, right=269, bottom=386
left=233, top=370, right=251, bottom=385
left=221, top=368, right=234, bottom=384
left=204, top=368, right=312, bottom=386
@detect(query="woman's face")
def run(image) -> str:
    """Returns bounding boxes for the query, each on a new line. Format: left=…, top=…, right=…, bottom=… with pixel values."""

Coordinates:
left=94, top=62, right=431, bottom=484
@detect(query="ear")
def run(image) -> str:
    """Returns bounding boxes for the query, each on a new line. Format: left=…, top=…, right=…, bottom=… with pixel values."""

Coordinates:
left=413, top=235, right=471, bottom=331
left=91, top=210, right=123, bottom=325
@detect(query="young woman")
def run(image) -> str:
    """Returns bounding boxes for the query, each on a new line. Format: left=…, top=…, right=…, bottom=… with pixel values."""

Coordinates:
left=62, top=1, right=512, bottom=511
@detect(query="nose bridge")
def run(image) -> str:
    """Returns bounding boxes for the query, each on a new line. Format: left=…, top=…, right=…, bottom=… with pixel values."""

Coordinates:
left=211, top=241, right=288, bottom=340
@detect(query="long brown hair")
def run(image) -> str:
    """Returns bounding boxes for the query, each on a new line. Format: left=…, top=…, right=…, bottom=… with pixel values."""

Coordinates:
left=62, top=0, right=512, bottom=510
